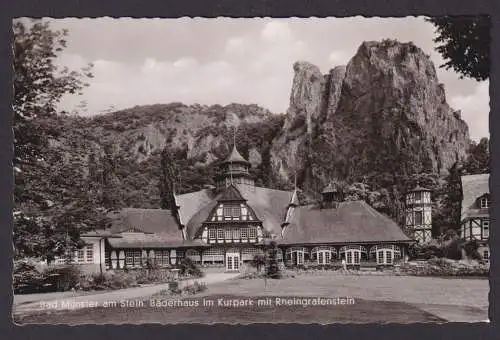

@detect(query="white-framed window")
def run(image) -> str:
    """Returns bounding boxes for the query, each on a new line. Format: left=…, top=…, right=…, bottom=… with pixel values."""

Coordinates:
left=85, top=244, right=94, bottom=263
left=370, top=245, right=401, bottom=264
left=208, top=229, right=216, bottom=240
left=285, top=247, right=307, bottom=265
left=202, top=248, right=225, bottom=264
left=125, top=250, right=142, bottom=267
left=483, top=219, right=490, bottom=238
left=311, top=246, right=337, bottom=265
left=223, top=204, right=242, bottom=221
left=232, top=228, right=240, bottom=239
left=240, top=228, right=248, bottom=239
left=224, top=229, right=232, bottom=240
left=340, top=245, right=367, bottom=265
left=217, top=229, right=224, bottom=240
left=480, top=197, right=489, bottom=209
left=248, top=227, right=257, bottom=238
left=76, top=249, right=85, bottom=263
left=155, top=250, right=169, bottom=266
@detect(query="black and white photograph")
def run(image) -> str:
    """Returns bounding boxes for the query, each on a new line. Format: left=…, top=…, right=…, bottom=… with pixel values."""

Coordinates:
left=12, top=16, right=490, bottom=324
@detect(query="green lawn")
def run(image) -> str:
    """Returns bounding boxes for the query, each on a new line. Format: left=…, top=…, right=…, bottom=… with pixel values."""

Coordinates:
left=13, top=273, right=489, bottom=324
left=14, top=294, right=444, bottom=324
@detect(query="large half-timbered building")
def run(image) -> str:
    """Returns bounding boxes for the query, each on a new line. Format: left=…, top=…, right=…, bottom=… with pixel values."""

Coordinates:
left=75, top=145, right=414, bottom=273
left=460, top=174, right=490, bottom=263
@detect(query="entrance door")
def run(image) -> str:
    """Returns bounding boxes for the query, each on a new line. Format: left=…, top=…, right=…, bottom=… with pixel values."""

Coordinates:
left=226, top=252, right=240, bottom=271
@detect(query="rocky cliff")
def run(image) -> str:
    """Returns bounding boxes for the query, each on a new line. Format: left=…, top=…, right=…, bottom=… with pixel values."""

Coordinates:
left=271, top=39, right=470, bottom=191
left=52, top=39, right=472, bottom=207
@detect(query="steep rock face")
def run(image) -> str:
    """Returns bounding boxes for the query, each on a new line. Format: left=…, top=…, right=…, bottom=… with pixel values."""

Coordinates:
left=270, top=61, right=344, bottom=179
left=273, top=40, right=470, bottom=189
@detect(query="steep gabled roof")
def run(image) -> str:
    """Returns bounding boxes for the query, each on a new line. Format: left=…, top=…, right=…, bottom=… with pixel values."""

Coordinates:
left=181, top=184, right=294, bottom=239
left=218, top=184, right=246, bottom=201
left=108, top=208, right=183, bottom=241
left=281, top=201, right=411, bottom=245
left=461, top=174, right=490, bottom=221
left=221, top=145, right=249, bottom=164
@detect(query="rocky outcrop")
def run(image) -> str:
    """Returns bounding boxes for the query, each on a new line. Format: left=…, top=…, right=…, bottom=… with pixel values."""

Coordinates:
left=271, top=39, right=470, bottom=188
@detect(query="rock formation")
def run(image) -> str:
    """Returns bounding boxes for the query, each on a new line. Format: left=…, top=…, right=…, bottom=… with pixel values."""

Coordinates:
left=271, top=39, right=470, bottom=189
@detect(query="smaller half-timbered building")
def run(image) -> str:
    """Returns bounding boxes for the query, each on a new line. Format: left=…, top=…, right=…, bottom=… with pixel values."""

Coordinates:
left=460, top=174, right=490, bottom=263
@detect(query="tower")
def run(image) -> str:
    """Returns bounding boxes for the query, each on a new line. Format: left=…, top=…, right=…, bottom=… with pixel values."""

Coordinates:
left=321, top=182, right=341, bottom=208
left=215, top=144, right=255, bottom=188
left=405, top=184, right=432, bottom=243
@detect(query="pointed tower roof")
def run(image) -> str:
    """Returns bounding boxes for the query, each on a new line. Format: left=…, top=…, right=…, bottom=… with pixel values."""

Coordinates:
left=222, top=145, right=249, bottom=165
left=321, top=182, right=338, bottom=194
left=409, top=184, right=431, bottom=192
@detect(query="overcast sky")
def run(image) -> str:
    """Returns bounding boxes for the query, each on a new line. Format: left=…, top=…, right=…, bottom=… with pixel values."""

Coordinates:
left=44, top=17, right=489, bottom=141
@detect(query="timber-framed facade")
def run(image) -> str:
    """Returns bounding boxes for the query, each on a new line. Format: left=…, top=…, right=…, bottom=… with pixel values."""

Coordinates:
left=73, top=145, right=414, bottom=273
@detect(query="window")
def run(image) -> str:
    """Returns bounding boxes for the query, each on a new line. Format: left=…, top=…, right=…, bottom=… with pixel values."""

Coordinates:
left=285, top=247, right=307, bottom=265
left=240, top=228, right=248, bottom=239
left=217, top=229, right=224, bottom=240
left=311, top=246, right=336, bottom=265
left=125, top=251, right=133, bottom=266
left=225, top=229, right=232, bottom=240
left=76, top=249, right=85, bottom=263
left=346, top=252, right=353, bottom=265
left=480, top=197, right=489, bottom=209
left=125, top=250, right=142, bottom=267
left=155, top=250, right=169, bottom=266
left=414, top=211, right=423, bottom=225
left=232, top=228, right=240, bottom=239
left=208, top=229, right=216, bottom=240
left=370, top=245, right=401, bottom=265
left=223, top=205, right=241, bottom=220
left=248, top=228, right=257, bottom=238
left=483, top=250, right=490, bottom=262
left=385, top=251, right=393, bottom=265
left=483, top=220, right=490, bottom=238
left=203, top=248, right=224, bottom=264
left=85, top=244, right=93, bottom=263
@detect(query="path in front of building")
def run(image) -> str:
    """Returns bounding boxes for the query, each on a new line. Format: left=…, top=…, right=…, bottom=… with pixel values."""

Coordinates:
left=13, top=272, right=239, bottom=314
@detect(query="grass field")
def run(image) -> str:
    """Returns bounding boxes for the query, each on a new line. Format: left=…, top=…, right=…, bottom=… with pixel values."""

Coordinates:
left=13, top=274, right=489, bottom=324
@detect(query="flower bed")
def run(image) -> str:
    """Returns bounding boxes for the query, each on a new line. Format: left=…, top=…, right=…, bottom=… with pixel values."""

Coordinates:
left=399, top=258, right=489, bottom=277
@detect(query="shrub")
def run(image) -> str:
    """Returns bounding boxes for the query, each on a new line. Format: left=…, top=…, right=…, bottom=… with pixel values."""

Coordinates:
left=250, top=254, right=266, bottom=272
left=13, top=260, right=44, bottom=294
left=182, top=281, right=207, bottom=295
left=42, top=265, right=81, bottom=292
left=176, top=258, right=204, bottom=278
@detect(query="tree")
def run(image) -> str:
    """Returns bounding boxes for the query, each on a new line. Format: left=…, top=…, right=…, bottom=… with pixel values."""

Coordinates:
left=463, top=137, right=490, bottom=175
left=13, top=19, right=94, bottom=261
left=427, top=16, right=490, bottom=81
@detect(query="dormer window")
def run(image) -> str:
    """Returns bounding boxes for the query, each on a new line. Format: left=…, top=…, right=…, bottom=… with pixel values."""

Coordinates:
left=480, top=197, right=489, bottom=209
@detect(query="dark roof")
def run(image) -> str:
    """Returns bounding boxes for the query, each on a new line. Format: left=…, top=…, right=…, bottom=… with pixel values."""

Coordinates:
left=222, top=145, right=249, bottom=164
left=281, top=200, right=412, bottom=245
left=181, top=184, right=294, bottom=239
left=81, top=230, right=121, bottom=238
left=408, top=184, right=431, bottom=192
left=109, top=208, right=183, bottom=242
left=461, top=174, right=490, bottom=221
left=321, top=183, right=338, bottom=194
left=107, top=234, right=207, bottom=249
left=218, top=184, right=246, bottom=201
